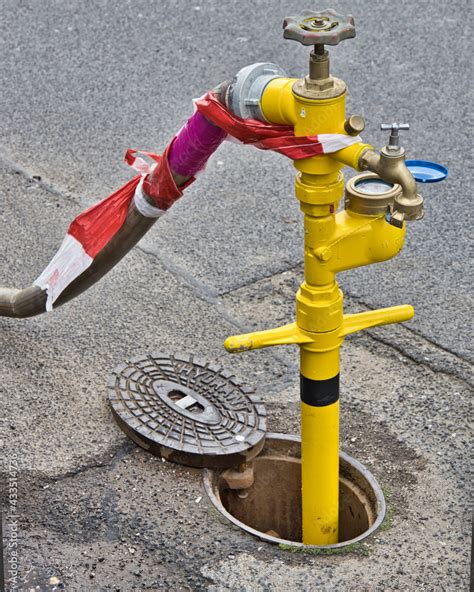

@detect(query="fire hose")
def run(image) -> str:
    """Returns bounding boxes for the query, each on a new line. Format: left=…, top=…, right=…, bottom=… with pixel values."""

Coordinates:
left=0, top=70, right=360, bottom=318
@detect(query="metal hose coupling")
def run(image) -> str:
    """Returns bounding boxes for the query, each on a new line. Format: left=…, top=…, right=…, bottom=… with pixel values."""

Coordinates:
left=0, top=81, right=231, bottom=318
left=227, top=63, right=288, bottom=121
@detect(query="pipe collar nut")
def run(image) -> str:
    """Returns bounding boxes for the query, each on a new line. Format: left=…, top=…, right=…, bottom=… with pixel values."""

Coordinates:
left=228, top=62, right=288, bottom=121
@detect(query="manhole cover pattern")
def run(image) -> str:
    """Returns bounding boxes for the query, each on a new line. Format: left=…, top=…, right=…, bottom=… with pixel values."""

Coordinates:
left=108, top=353, right=266, bottom=465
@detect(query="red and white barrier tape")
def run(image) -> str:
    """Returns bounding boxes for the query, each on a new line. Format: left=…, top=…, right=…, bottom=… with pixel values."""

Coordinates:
left=195, top=93, right=361, bottom=158
left=34, top=92, right=362, bottom=311
left=33, top=151, right=161, bottom=310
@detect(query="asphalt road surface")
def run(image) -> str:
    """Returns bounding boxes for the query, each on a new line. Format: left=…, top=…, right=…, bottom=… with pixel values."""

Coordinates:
left=0, top=1, right=472, bottom=591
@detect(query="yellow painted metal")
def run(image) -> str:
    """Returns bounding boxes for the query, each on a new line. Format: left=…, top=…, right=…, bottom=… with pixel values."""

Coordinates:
left=341, top=305, right=414, bottom=337
left=301, top=399, right=340, bottom=544
left=224, top=304, right=413, bottom=355
left=300, top=344, right=340, bottom=545
left=224, top=73, right=414, bottom=546
left=224, top=322, right=311, bottom=353
left=261, top=77, right=372, bottom=175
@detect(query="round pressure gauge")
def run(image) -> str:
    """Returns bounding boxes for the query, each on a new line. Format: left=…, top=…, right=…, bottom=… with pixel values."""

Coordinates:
left=345, top=173, right=402, bottom=215
left=354, top=178, right=394, bottom=195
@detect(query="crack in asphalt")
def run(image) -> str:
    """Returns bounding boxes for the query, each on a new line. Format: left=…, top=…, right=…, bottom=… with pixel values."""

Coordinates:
left=137, top=244, right=299, bottom=376
left=0, top=442, right=135, bottom=496
left=0, top=152, right=80, bottom=204
left=217, top=260, right=304, bottom=298
left=348, top=292, right=473, bottom=368
left=41, top=441, right=134, bottom=484
left=137, top=245, right=220, bottom=304
left=137, top=248, right=472, bottom=387
left=361, top=330, right=473, bottom=390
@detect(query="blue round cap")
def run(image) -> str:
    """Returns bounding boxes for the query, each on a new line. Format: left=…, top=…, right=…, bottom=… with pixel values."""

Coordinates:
left=405, top=160, right=448, bottom=183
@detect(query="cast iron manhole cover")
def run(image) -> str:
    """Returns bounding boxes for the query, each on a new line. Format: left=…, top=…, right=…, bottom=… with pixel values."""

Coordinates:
left=108, top=353, right=266, bottom=468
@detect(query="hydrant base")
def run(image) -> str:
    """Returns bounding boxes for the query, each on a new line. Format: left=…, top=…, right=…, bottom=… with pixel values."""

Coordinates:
left=203, top=433, right=386, bottom=549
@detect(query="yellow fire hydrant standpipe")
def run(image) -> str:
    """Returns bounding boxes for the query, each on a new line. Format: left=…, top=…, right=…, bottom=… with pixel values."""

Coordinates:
left=222, top=9, right=443, bottom=546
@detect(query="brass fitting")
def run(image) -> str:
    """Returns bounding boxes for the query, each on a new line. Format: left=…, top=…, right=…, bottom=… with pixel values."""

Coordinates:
left=345, top=172, right=402, bottom=216
left=359, top=147, right=423, bottom=225
left=221, top=464, right=254, bottom=490
left=292, top=46, right=346, bottom=100
left=344, top=114, right=365, bottom=136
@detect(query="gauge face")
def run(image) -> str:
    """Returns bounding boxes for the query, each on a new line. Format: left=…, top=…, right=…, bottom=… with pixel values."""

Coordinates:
left=355, top=178, right=394, bottom=195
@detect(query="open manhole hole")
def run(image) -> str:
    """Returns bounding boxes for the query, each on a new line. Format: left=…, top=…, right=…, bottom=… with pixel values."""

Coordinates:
left=203, top=433, right=386, bottom=549
left=108, top=353, right=266, bottom=468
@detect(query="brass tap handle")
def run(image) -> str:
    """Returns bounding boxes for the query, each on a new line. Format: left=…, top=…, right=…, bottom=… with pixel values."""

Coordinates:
left=283, top=9, right=355, bottom=46
left=380, top=122, right=410, bottom=152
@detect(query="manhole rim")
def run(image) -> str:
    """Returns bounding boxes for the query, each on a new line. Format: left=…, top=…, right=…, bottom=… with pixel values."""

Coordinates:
left=203, top=432, right=386, bottom=549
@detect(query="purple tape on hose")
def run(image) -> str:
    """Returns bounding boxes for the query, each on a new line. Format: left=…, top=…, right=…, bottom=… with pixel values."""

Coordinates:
left=168, top=111, right=227, bottom=177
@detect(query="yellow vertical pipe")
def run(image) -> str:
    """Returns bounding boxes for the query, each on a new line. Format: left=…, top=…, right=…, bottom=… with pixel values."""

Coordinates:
left=301, top=400, right=339, bottom=544
left=262, top=78, right=356, bottom=547
left=300, top=346, right=340, bottom=545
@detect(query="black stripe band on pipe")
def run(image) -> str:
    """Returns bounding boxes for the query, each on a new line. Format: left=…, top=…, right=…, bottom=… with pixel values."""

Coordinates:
left=300, top=374, right=339, bottom=407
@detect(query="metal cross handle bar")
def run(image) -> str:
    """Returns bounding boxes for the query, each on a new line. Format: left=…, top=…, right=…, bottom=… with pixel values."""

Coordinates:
left=381, top=122, right=410, bottom=149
